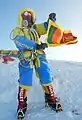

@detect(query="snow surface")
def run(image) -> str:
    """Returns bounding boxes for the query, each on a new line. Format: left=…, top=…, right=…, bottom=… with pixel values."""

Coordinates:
left=0, top=60, right=82, bottom=120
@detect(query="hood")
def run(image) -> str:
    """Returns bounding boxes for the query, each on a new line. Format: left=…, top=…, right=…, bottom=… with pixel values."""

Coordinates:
left=18, top=8, right=36, bottom=27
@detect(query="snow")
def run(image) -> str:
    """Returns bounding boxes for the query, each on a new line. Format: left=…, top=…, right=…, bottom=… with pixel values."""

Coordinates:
left=0, top=60, right=82, bottom=120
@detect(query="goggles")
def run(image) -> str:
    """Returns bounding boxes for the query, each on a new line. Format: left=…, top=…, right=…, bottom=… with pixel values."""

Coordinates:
left=21, top=11, right=32, bottom=22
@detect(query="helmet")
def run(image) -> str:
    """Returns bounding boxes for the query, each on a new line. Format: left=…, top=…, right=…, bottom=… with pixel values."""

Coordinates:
left=18, top=8, right=36, bottom=27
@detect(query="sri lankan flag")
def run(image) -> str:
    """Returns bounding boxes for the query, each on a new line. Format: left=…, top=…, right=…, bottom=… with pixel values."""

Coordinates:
left=46, top=20, right=78, bottom=47
left=46, top=20, right=63, bottom=47
left=0, top=50, right=18, bottom=64
left=61, top=30, right=78, bottom=45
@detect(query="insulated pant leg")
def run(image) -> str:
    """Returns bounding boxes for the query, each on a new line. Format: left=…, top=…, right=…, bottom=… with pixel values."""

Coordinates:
left=18, top=62, right=33, bottom=90
left=35, top=54, right=52, bottom=86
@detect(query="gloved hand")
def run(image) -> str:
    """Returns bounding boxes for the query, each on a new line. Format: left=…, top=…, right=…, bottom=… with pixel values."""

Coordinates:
left=36, top=43, right=48, bottom=50
left=49, top=13, right=56, bottom=22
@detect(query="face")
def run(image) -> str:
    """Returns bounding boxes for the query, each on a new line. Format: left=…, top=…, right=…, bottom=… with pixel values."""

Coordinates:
left=21, top=11, right=32, bottom=27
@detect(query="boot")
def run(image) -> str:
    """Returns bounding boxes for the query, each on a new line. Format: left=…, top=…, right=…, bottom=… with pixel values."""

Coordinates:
left=17, top=87, right=27, bottom=119
left=43, top=84, right=62, bottom=112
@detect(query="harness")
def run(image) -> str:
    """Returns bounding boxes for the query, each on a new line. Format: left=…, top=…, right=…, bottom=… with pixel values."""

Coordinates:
left=14, top=27, right=41, bottom=68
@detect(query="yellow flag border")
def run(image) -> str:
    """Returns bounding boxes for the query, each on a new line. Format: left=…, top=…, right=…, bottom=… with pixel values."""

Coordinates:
left=46, top=20, right=63, bottom=47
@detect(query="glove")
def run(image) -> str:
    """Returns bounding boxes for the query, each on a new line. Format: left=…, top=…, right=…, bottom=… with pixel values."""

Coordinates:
left=36, top=43, right=48, bottom=50
left=49, top=13, right=56, bottom=22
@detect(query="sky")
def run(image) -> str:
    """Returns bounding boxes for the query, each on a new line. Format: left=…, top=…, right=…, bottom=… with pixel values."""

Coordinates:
left=0, top=0, right=82, bottom=61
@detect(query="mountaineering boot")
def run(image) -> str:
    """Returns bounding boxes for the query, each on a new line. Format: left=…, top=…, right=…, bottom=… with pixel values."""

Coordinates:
left=17, top=87, right=27, bottom=119
left=43, top=84, right=62, bottom=112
